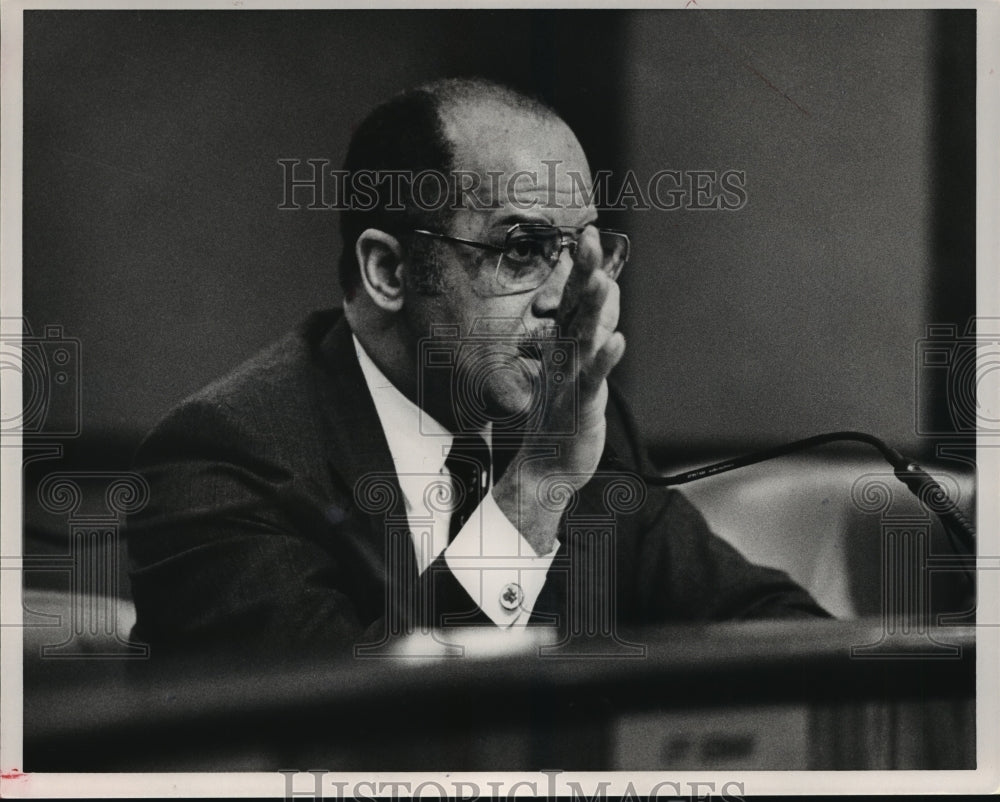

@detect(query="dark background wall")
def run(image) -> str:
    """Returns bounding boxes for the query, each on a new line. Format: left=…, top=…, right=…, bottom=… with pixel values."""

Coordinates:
left=619, top=10, right=974, bottom=455
left=21, top=10, right=975, bottom=464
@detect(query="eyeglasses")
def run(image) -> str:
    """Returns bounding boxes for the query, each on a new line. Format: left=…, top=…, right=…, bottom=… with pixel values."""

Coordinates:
left=411, top=223, right=630, bottom=296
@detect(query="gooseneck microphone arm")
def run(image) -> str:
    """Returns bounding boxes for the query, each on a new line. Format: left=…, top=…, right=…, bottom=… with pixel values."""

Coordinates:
left=642, top=431, right=977, bottom=562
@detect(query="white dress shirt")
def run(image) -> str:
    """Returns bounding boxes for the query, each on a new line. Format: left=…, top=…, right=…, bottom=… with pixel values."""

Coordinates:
left=353, top=336, right=558, bottom=628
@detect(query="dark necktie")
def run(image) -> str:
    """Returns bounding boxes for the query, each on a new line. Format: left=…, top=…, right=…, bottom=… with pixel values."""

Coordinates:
left=445, top=435, right=491, bottom=542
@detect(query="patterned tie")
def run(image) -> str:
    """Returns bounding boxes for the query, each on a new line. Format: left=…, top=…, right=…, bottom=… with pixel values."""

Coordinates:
left=445, top=435, right=491, bottom=542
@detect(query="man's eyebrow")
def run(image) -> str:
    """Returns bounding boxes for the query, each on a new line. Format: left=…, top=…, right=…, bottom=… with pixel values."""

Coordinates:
left=490, top=212, right=600, bottom=230
left=491, top=213, right=554, bottom=229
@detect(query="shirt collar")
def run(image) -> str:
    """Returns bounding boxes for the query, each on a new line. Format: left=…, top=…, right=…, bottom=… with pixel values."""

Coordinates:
left=352, top=334, right=454, bottom=477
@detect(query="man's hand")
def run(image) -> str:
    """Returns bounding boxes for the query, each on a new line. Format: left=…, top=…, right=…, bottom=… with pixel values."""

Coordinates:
left=492, top=226, right=626, bottom=556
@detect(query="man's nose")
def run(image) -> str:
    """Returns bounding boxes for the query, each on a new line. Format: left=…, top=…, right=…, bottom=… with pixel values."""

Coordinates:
left=530, top=249, right=575, bottom=317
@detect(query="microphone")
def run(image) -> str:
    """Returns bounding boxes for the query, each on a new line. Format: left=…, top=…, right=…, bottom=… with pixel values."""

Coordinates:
left=642, top=431, right=976, bottom=579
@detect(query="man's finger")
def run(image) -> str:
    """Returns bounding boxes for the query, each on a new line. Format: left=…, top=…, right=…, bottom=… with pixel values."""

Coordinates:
left=568, top=271, right=619, bottom=359
left=557, top=225, right=602, bottom=325
left=591, top=279, right=621, bottom=350
left=579, top=332, right=626, bottom=396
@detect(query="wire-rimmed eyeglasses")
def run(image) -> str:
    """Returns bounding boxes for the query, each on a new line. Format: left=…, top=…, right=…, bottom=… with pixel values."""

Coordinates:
left=411, top=223, right=630, bottom=297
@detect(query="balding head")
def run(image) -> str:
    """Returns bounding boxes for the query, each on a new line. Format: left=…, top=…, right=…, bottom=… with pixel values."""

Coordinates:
left=422, top=77, right=558, bottom=128
left=338, top=78, right=574, bottom=294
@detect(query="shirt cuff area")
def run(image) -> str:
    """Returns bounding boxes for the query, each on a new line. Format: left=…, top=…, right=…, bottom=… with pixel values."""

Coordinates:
left=443, top=491, right=559, bottom=628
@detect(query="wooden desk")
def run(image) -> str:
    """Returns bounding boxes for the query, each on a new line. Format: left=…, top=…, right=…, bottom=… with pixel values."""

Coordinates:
left=24, top=618, right=975, bottom=771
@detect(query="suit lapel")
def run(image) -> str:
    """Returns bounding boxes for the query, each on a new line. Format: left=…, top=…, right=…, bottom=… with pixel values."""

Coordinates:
left=307, top=311, right=414, bottom=591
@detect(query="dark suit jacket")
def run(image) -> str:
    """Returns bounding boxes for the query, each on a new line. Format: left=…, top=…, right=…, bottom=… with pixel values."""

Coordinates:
left=128, top=309, right=828, bottom=660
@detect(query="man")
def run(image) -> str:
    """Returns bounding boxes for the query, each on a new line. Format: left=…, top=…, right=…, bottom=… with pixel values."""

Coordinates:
left=128, top=78, right=827, bottom=660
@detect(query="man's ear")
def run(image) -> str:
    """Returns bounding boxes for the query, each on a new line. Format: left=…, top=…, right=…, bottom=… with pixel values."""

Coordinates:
left=355, top=228, right=405, bottom=312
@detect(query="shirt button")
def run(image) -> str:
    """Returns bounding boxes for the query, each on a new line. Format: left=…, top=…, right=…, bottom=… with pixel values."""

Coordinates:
left=499, top=582, right=524, bottom=612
